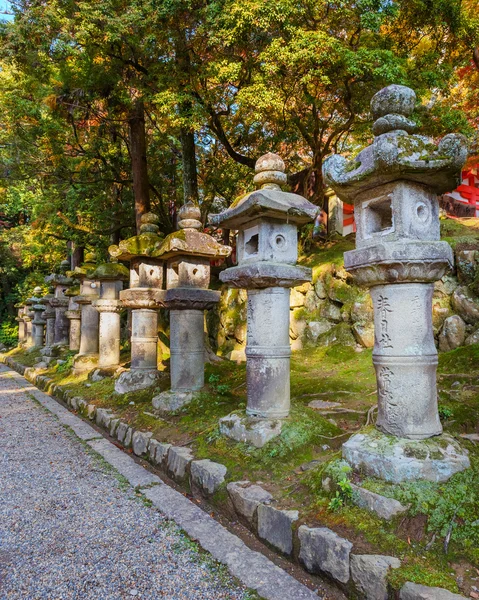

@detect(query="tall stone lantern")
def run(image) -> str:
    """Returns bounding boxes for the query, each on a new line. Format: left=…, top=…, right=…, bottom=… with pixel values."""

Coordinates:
left=70, top=253, right=100, bottom=374
left=32, top=287, right=46, bottom=348
left=212, top=153, right=317, bottom=447
left=109, top=213, right=165, bottom=394
left=40, top=286, right=56, bottom=354
left=23, top=296, right=35, bottom=348
left=324, top=84, right=470, bottom=482
left=151, top=202, right=231, bottom=412
left=46, top=260, right=73, bottom=346
left=91, top=261, right=129, bottom=372
left=65, top=286, right=81, bottom=351
left=15, top=304, right=26, bottom=346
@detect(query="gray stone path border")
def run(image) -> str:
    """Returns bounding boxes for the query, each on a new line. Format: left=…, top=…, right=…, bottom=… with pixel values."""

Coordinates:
left=0, top=364, right=319, bottom=600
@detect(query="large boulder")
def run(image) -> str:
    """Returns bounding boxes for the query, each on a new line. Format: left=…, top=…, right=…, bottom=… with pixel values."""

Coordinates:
left=438, top=315, right=466, bottom=351
left=451, top=286, right=479, bottom=324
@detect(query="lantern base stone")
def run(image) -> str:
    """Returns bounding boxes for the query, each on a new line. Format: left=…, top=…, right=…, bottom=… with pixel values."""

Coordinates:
left=114, top=369, right=160, bottom=395
left=219, top=413, right=282, bottom=448
left=342, top=430, right=469, bottom=483
left=152, top=390, right=195, bottom=413
left=72, top=353, right=99, bottom=374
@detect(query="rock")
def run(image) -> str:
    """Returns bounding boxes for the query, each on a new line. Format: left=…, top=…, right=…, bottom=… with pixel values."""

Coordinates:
left=87, top=404, right=96, bottom=420
left=69, top=396, right=83, bottom=411
left=304, top=289, right=321, bottom=312
left=227, top=481, right=273, bottom=523
left=350, top=484, right=408, bottom=520
left=109, top=418, right=120, bottom=437
left=34, top=361, right=48, bottom=369
left=219, top=414, right=282, bottom=448
left=314, top=277, right=327, bottom=299
left=439, top=315, right=466, bottom=351
left=114, top=370, right=160, bottom=394
left=234, top=322, right=247, bottom=344
left=432, top=304, right=450, bottom=333
left=342, top=432, right=470, bottom=483
left=320, top=301, right=342, bottom=323
left=95, top=408, right=113, bottom=429
left=167, top=446, right=194, bottom=480
left=352, top=322, right=375, bottom=348
left=399, top=582, right=467, bottom=599
left=257, top=504, right=298, bottom=556
left=451, top=286, right=479, bottom=324
left=90, top=369, right=106, bottom=382
left=226, top=348, right=246, bottom=362
left=456, top=249, right=478, bottom=285
left=308, top=400, right=342, bottom=410
left=298, top=525, right=352, bottom=584
left=190, top=459, right=227, bottom=495
left=307, top=320, right=333, bottom=343
left=465, top=328, right=479, bottom=346
left=116, top=422, right=133, bottom=447
left=152, top=390, right=194, bottom=412
left=290, top=288, right=306, bottom=308
left=327, top=277, right=355, bottom=305
left=132, top=431, right=152, bottom=456
left=290, top=310, right=307, bottom=339
left=149, top=440, right=171, bottom=466
left=317, top=322, right=357, bottom=348
left=350, top=554, right=401, bottom=600
left=435, top=275, right=459, bottom=297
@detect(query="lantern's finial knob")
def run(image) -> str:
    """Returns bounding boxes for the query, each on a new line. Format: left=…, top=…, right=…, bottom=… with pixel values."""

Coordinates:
left=254, top=153, right=287, bottom=190
left=33, top=286, right=42, bottom=296
left=178, top=201, right=202, bottom=230
left=60, top=259, right=70, bottom=273
left=371, top=85, right=417, bottom=136
left=139, top=212, right=160, bottom=234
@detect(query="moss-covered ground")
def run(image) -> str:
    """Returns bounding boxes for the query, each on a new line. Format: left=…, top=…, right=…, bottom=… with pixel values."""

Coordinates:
left=5, top=219, right=479, bottom=596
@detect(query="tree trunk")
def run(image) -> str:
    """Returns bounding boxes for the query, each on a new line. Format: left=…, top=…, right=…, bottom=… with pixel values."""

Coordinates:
left=128, top=100, right=151, bottom=234
left=71, top=243, right=84, bottom=269
left=179, top=119, right=199, bottom=205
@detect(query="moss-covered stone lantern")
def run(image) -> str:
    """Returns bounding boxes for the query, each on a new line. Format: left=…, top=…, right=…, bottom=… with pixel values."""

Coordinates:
left=65, top=285, right=81, bottom=351
left=151, top=202, right=231, bottom=412
left=108, top=212, right=165, bottom=394
left=323, top=84, right=470, bottom=482
left=32, top=286, right=46, bottom=347
left=15, top=304, right=26, bottom=346
left=211, top=153, right=317, bottom=447
left=23, top=296, right=35, bottom=349
left=69, top=252, right=100, bottom=374
left=45, top=260, right=73, bottom=346
left=91, top=260, right=130, bottom=371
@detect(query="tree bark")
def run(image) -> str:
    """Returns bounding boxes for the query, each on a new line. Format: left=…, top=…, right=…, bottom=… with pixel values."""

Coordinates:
left=128, top=100, right=151, bottom=234
left=179, top=118, right=199, bottom=205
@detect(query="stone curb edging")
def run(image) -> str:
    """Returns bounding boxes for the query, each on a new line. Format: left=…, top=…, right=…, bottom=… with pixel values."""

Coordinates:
left=0, top=360, right=318, bottom=600
left=0, top=355, right=468, bottom=600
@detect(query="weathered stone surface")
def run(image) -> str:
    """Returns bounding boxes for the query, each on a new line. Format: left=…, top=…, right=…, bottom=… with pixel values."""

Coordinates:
left=95, top=408, right=113, bottom=429
left=350, top=484, right=408, bottom=520
left=290, top=288, right=305, bottom=308
left=167, top=446, right=194, bottom=480
left=191, top=459, right=227, bottom=495
left=352, top=322, right=375, bottom=348
left=257, top=505, right=298, bottom=556
left=132, top=431, right=152, bottom=456
left=307, top=320, right=333, bottom=343
left=451, top=286, right=479, bottom=324
left=439, top=315, right=466, bottom=351
left=114, top=370, right=160, bottom=394
left=350, top=554, right=401, bottom=600
left=116, top=421, right=133, bottom=447
left=298, top=525, right=352, bottom=584
left=148, top=439, right=172, bottom=466
left=317, top=322, right=356, bottom=348
left=314, top=277, right=327, bottom=299
left=320, top=301, right=342, bottom=323
left=399, top=582, right=467, bottom=600
left=219, top=414, right=282, bottom=448
left=465, top=328, right=479, bottom=346
left=109, top=418, right=120, bottom=437
left=343, top=432, right=470, bottom=483
left=308, top=400, right=342, bottom=410
left=227, top=481, right=273, bottom=523
left=152, top=390, right=194, bottom=412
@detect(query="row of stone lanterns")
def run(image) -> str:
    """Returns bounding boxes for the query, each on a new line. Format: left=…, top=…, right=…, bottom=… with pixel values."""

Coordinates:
left=12, top=83, right=471, bottom=486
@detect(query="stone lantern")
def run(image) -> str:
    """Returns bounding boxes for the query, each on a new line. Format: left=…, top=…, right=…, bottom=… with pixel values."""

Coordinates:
left=70, top=252, right=100, bottom=374
left=65, top=286, right=81, bottom=351
left=32, top=287, right=46, bottom=347
left=15, top=304, right=26, bottom=346
left=40, top=286, right=56, bottom=354
left=211, top=153, right=317, bottom=447
left=151, top=202, right=231, bottom=412
left=109, top=213, right=165, bottom=394
left=23, top=297, right=35, bottom=348
left=91, top=261, right=130, bottom=372
left=324, top=84, right=470, bottom=482
left=45, top=260, right=73, bottom=346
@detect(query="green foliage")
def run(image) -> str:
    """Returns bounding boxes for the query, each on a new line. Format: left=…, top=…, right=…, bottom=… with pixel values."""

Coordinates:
left=0, top=319, right=18, bottom=347
left=438, top=405, right=453, bottom=420
left=208, top=373, right=231, bottom=396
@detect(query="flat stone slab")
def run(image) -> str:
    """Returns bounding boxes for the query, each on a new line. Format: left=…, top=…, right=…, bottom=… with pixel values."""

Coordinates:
left=343, top=431, right=470, bottom=483
left=114, top=369, right=160, bottom=394
left=308, top=400, right=342, bottom=410
left=298, top=525, right=352, bottom=584
left=400, top=582, right=467, bottom=599
left=351, top=483, right=408, bottom=520
left=227, top=481, right=273, bottom=524
left=152, top=390, right=194, bottom=412
left=219, top=414, right=282, bottom=448
left=257, top=504, right=298, bottom=556
left=351, top=554, right=401, bottom=600
left=132, top=430, right=152, bottom=457
left=149, top=440, right=171, bottom=466
left=167, top=446, right=194, bottom=480
left=191, top=459, right=227, bottom=495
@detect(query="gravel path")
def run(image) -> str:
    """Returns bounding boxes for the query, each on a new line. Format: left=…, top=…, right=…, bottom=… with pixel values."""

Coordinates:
left=0, top=366, right=252, bottom=600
